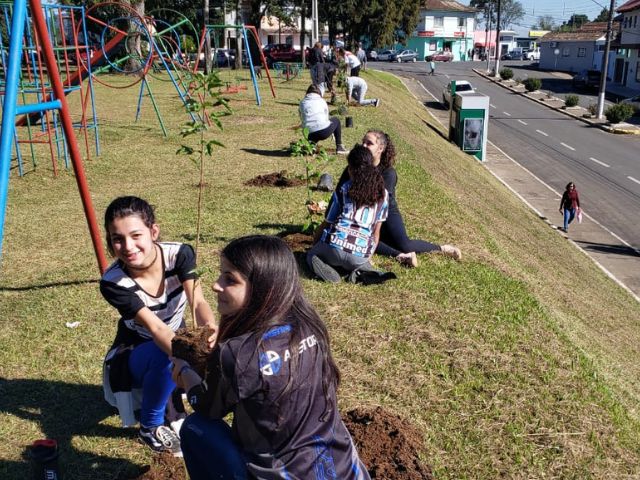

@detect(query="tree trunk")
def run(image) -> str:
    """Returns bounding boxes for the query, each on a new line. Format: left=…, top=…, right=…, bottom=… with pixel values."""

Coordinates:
left=204, top=0, right=212, bottom=73
left=300, top=5, right=307, bottom=63
left=124, top=1, right=145, bottom=73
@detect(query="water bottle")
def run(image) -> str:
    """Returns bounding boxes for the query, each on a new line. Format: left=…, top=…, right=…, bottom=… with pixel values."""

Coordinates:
left=29, top=439, right=62, bottom=480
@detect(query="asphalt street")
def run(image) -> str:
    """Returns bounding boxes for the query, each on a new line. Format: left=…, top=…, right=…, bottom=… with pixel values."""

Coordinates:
left=368, top=59, right=640, bottom=297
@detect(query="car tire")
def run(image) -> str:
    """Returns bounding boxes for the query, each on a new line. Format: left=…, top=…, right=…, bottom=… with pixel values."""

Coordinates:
left=412, top=58, right=416, bottom=62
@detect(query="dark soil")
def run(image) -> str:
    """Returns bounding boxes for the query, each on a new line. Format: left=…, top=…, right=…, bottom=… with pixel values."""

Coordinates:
left=171, top=327, right=215, bottom=378
left=244, top=170, right=305, bottom=188
left=279, top=231, right=314, bottom=253
left=132, top=406, right=430, bottom=479
left=344, top=407, right=433, bottom=480
left=129, top=452, right=187, bottom=479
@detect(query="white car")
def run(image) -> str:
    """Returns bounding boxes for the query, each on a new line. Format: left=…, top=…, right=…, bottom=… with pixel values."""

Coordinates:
left=526, top=48, right=540, bottom=61
left=442, top=80, right=475, bottom=107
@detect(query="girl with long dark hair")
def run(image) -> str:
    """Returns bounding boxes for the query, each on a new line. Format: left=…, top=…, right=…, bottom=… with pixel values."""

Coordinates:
left=306, top=144, right=389, bottom=283
left=172, top=235, right=370, bottom=479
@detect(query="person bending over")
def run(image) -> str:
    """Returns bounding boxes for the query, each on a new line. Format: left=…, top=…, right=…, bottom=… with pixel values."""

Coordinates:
left=299, top=84, right=347, bottom=154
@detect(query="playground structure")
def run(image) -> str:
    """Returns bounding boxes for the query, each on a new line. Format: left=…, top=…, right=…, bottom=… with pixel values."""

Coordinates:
left=1, top=2, right=100, bottom=177
left=0, top=0, right=107, bottom=272
left=195, top=23, right=276, bottom=105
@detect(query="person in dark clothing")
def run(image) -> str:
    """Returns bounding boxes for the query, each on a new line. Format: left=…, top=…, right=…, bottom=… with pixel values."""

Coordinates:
left=559, top=181, right=581, bottom=232
left=308, top=41, right=326, bottom=94
left=171, top=235, right=370, bottom=480
left=335, top=130, right=462, bottom=267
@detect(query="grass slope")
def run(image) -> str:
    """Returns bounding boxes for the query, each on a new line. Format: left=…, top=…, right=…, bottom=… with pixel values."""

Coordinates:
left=0, top=69, right=639, bottom=479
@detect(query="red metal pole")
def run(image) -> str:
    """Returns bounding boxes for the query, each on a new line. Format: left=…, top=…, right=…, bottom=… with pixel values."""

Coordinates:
left=29, top=0, right=107, bottom=274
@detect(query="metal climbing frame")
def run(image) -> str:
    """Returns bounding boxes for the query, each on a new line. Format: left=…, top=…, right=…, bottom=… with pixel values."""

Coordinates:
left=0, top=0, right=107, bottom=273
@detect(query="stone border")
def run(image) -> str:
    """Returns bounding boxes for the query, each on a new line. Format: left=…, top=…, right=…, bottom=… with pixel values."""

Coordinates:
left=472, top=68, right=640, bottom=135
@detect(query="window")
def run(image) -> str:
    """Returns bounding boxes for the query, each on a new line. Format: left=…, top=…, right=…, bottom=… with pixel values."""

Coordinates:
left=635, top=16, right=638, bottom=28
left=458, top=17, right=464, bottom=27
left=562, top=47, right=570, bottom=57
left=429, top=43, right=437, bottom=51
left=434, top=17, right=444, bottom=27
left=578, top=47, right=586, bottom=57
left=624, top=17, right=627, bottom=28
left=636, top=61, right=640, bottom=82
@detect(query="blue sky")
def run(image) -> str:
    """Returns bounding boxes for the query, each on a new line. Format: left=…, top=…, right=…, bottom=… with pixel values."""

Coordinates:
left=459, top=0, right=618, bottom=36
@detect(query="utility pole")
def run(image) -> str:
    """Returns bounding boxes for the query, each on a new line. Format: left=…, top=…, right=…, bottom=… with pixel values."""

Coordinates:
left=597, top=0, right=616, bottom=119
left=204, top=0, right=211, bottom=73
left=494, top=0, right=501, bottom=76
left=485, top=3, right=492, bottom=71
left=311, top=0, right=319, bottom=44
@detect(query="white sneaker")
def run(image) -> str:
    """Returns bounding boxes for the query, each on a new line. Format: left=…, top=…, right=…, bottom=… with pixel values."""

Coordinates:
left=139, top=425, right=183, bottom=457
left=440, top=244, right=462, bottom=261
left=396, top=252, right=418, bottom=268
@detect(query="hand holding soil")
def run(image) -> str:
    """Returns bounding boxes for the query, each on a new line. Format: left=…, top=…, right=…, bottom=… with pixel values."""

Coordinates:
left=171, top=326, right=216, bottom=378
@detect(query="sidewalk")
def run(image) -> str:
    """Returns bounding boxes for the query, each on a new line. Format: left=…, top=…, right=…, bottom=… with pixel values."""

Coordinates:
left=473, top=68, right=640, bottom=135
left=399, top=74, right=640, bottom=302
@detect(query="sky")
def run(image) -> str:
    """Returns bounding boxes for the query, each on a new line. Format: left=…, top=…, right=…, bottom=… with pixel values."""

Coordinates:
left=458, top=0, right=619, bottom=36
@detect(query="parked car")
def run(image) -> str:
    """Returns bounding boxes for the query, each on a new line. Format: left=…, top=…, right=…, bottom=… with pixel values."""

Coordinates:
left=375, top=49, right=395, bottom=61
left=442, top=80, right=475, bottom=107
left=263, top=43, right=300, bottom=65
left=367, top=49, right=378, bottom=61
left=621, top=94, right=640, bottom=114
left=390, top=49, right=418, bottom=63
left=526, top=48, right=540, bottom=61
left=425, top=50, right=453, bottom=62
left=501, top=50, right=526, bottom=61
left=572, top=69, right=602, bottom=89
left=215, top=49, right=236, bottom=67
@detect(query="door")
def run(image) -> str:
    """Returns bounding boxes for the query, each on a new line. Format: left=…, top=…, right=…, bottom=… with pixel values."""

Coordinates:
left=614, top=58, right=624, bottom=83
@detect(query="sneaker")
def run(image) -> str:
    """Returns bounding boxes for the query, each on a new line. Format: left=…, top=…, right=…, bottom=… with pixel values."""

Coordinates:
left=139, top=425, right=183, bottom=457
left=374, top=99, right=381, bottom=107
left=396, top=252, right=418, bottom=268
left=336, top=144, right=348, bottom=155
left=440, top=244, right=462, bottom=261
left=311, top=256, right=341, bottom=283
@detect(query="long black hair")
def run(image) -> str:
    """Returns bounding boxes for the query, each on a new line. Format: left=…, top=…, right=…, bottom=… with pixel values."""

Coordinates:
left=104, top=196, right=156, bottom=255
left=347, top=144, right=386, bottom=209
left=367, top=129, right=397, bottom=170
left=217, top=235, right=340, bottom=412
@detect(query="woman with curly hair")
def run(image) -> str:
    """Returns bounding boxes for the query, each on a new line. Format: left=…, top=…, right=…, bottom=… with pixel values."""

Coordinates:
left=307, top=144, right=389, bottom=283
left=336, top=130, right=461, bottom=268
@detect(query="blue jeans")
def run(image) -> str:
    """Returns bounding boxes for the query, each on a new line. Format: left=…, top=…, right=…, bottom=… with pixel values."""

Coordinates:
left=563, top=208, right=576, bottom=231
left=181, top=413, right=247, bottom=479
left=128, top=341, right=175, bottom=428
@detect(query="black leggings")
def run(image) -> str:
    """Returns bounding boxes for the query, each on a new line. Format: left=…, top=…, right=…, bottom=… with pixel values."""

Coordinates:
left=375, top=209, right=441, bottom=257
left=308, top=117, right=341, bottom=149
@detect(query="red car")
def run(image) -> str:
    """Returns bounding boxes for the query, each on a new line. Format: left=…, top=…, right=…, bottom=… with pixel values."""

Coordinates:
left=425, top=51, right=453, bottom=62
left=263, top=44, right=300, bottom=65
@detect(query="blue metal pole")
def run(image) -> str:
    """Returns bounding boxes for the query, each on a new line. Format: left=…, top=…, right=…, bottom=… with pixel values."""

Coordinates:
left=242, top=25, right=261, bottom=106
left=0, top=0, right=28, bottom=263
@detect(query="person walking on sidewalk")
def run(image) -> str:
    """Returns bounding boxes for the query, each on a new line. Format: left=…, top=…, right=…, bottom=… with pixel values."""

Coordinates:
left=559, top=182, right=581, bottom=233
left=427, top=58, right=436, bottom=75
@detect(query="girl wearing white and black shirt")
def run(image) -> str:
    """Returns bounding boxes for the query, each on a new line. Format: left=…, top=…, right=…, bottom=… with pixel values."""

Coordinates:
left=100, top=196, right=215, bottom=456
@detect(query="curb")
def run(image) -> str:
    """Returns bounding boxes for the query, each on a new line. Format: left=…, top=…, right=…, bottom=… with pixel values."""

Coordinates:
left=472, top=68, right=640, bottom=135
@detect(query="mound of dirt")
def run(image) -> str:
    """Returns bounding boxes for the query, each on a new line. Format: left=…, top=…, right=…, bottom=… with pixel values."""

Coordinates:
left=279, top=231, right=314, bottom=253
left=344, top=407, right=433, bottom=480
left=244, top=171, right=305, bottom=188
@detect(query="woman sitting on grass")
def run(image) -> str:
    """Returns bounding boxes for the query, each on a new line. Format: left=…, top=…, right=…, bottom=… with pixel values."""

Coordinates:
left=306, top=144, right=389, bottom=283
left=100, top=196, right=216, bottom=457
left=336, top=130, right=462, bottom=267
left=171, top=235, right=371, bottom=479
left=299, top=84, right=348, bottom=154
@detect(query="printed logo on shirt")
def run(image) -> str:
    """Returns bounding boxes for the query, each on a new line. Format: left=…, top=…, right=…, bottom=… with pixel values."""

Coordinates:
left=259, top=350, right=282, bottom=376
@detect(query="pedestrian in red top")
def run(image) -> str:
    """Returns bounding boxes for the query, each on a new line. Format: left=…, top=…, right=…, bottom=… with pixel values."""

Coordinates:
left=559, top=182, right=581, bottom=232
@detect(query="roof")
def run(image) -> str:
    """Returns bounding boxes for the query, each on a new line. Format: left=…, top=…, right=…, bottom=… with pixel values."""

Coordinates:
left=539, top=22, right=610, bottom=42
left=422, top=0, right=478, bottom=13
left=617, top=0, right=640, bottom=13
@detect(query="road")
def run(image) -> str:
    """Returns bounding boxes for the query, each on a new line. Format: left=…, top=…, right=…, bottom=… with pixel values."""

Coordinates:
left=370, top=60, right=640, bottom=253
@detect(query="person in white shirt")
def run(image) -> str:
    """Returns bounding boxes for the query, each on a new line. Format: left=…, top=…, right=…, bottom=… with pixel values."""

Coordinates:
left=299, top=84, right=347, bottom=154
left=337, top=47, right=361, bottom=76
left=346, top=76, right=379, bottom=107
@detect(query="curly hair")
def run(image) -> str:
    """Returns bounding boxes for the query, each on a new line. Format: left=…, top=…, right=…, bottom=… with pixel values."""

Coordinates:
left=347, top=144, right=385, bottom=209
left=366, top=129, right=397, bottom=170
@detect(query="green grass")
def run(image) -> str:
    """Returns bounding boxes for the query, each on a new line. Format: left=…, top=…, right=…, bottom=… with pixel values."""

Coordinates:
left=1, top=68, right=640, bottom=479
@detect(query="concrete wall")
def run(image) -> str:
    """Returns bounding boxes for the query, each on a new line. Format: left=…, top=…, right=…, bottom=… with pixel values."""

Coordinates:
left=539, top=40, right=598, bottom=73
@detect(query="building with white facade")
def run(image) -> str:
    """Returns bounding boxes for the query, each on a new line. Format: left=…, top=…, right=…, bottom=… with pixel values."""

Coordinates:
left=613, top=0, right=640, bottom=89
left=407, top=0, right=477, bottom=62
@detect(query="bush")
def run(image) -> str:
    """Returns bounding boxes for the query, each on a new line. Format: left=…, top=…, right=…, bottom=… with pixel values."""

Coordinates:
left=523, top=77, right=542, bottom=92
left=499, top=68, right=514, bottom=80
left=515, top=77, right=522, bottom=85
left=587, top=103, right=598, bottom=116
left=565, top=95, right=579, bottom=108
left=605, top=103, right=635, bottom=124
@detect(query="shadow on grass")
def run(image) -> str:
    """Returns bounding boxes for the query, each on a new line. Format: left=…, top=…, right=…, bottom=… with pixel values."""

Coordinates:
left=0, top=378, right=146, bottom=479
left=576, top=240, right=640, bottom=257
left=419, top=117, right=449, bottom=141
left=241, top=147, right=291, bottom=157
left=274, top=100, right=300, bottom=107
left=0, top=278, right=99, bottom=292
